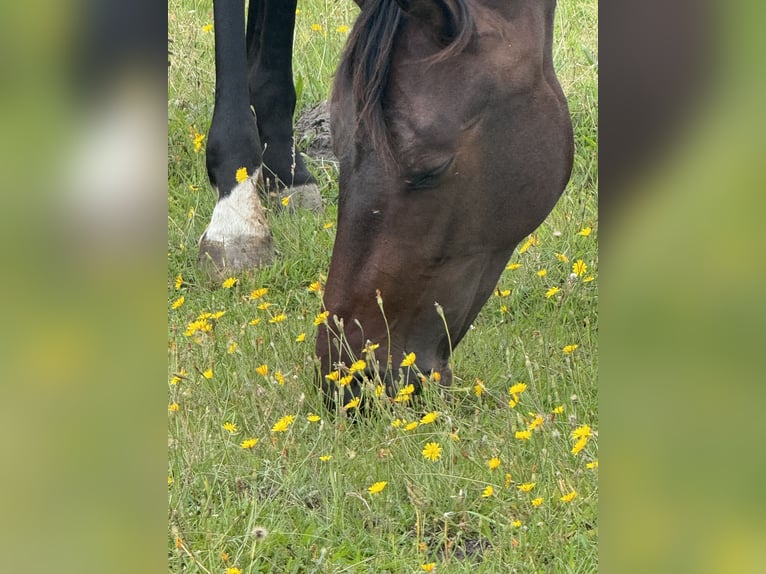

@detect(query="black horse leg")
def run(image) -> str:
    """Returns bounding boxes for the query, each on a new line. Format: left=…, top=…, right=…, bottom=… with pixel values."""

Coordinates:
left=201, top=0, right=274, bottom=272
left=246, top=0, right=322, bottom=210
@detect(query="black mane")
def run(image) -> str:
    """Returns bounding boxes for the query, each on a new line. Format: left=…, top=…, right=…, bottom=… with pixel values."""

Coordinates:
left=337, top=0, right=474, bottom=157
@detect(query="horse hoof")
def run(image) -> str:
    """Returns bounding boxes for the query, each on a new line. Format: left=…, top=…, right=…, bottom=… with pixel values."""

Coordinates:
left=198, top=175, right=275, bottom=275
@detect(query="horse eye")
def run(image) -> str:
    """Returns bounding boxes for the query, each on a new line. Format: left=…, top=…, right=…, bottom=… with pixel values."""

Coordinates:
left=405, top=157, right=455, bottom=190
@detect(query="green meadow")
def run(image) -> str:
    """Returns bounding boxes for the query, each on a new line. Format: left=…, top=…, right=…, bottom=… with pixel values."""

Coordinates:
left=168, top=0, right=597, bottom=571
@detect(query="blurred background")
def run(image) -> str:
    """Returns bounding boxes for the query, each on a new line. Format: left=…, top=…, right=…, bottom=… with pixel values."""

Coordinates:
left=0, top=0, right=763, bottom=572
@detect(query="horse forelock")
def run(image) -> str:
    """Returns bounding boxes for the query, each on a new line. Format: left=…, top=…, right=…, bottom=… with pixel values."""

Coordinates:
left=337, top=0, right=475, bottom=161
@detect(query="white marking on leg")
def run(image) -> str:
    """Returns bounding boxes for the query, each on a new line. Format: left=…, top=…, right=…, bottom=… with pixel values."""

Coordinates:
left=204, top=171, right=268, bottom=242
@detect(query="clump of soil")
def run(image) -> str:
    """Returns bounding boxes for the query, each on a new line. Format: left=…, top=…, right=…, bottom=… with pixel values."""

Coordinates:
left=295, top=100, right=336, bottom=164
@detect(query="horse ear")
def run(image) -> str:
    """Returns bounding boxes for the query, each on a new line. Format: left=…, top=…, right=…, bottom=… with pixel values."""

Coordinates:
left=394, top=0, right=466, bottom=45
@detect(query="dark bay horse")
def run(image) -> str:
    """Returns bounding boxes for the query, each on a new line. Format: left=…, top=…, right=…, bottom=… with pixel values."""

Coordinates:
left=202, top=0, right=573, bottom=409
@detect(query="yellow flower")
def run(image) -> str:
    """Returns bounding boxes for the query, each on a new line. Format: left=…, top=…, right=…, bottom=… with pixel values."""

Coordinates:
left=563, top=344, right=579, bottom=354
left=227, top=341, right=238, bottom=354
left=220, top=551, right=229, bottom=562
left=572, top=425, right=593, bottom=439
left=362, top=342, right=380, bottom=354
left=487, top=457, right=501, bottom=470
left=391, top=418, right=404, bottom=428
left=275, top=371, right=285, bottom=385
left=201, top=23, right=213, bottom=33
left=515, top=430, right=532, bottom=440
left=168, top=476, right=174, bottom=486
left=560, top=491, right=578, bottom=503
left=421, top=564, right=436, bottom=572
left=257, top=302, right=272, bottom=310
left=323, top=221, right=334, bottom=229
left=235, top=167, right=249, bottom=183
left=319, top=455, right=332, bottom=462
left=509, top=382, right=528, bottom=395
left=404, top=421, right=419, bottom=431
left=505, top=473, right=513, bottom=488
left=295, top=332, right=306, bottom=342
left=269, top=313, right=287, bottom=324
left=256, top=364, right=269, bottom=377
left=226, top=568, right=242, bottom=574
left=250, top=288, right=268, bottom=299
left=171, top=295, right=185, bottom=309
left=500, top=304, right=508, bottom=314
left=375, top=385, right=385, bottom=397
left=518, top=235, right=538, bottom=254
left=508, top=396, right=519, bottom=408
left=527, top=415, right=545, bottom=431
left=531, top=497, right=544, bottom=507
left=512, top=519, right=522, bottom=527
left=518, top=482, right=536, bottom=492
left=249, top=318, right=261, bottom=326
left=168, top=402, right=179, bottom=412
left=420, top=411, right=439, bottom=425
left=422, top=442, right=442, bottom=462
left=349, top=359, right=366, bottom=374
left=545, top=286, right=560, bottom=299
left=223, top=422, right=238, bottom=434
left=587, top=460, right=599, bottom=470
left=367, top=481, right=387, bottom=494
left=344, top=397, right=360, bottom=409
left=240, top=438, right=259, bottom=449
left=498, top=289, right=511, bottom=297
left=482, top=485, right=494, bottom=498
left=336, top=24, right=349, bottom=33
left=174, top=274, right=183, bottom=289
left=339, top=375, right=354, bottom=387
left=313, top=311, right=329, bottom=326
left=506, top=262, right=522, bottom=270
left=222, top=277, right=238, bottom=289
left=281, top=196, right=291, bottom=207
left=308, top=281, right=322, bottom=293
left=578, top=226, right=592, bottom=236
left=431, top=371, right=441, bottom=382
left=192, top=132, right=205, bottom=152
left=210, top=311, right=225, bottom=320
left=450, top=432, right=460, bottom=442
left=553, top=405, right=565, bottom=415
left=571, top=436, right=588, bottom=455
left=311, top=23, right=322, bottom=32
left=202, top=369, right=213, bottom=379
left=400, top=352, right=416, bottom=367
left=325, top=371, right=340, bottom=382
left=572, top=259, right=587, bottom=276
left=536, top=269, right=547, bottom=277
left=271, top=415, right=295, bottom=433
left=555, top=252, right=569, bottom=263
left=583, top=275, right=595, bottom=283
left=474, top=381, right=485, bottom=396
left=307, top=414, right=321, bottom=422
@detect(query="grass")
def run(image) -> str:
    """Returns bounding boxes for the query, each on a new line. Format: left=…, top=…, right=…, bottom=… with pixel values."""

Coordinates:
left=168, top=1, right=597, bottom=572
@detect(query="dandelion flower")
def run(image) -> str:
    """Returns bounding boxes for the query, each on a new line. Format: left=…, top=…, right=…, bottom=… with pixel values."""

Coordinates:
left=307, top=414, right=321, bottom=422
left=577, top=226, right=592, bottom=236
left=226, top=568, right=242, bottom=574
left=505, top=473, right=513, bottom=488
left=223, top=422, right=238, bottom=434
left=563, top=344, right=579, bottom=354
left=227, top=341, right=238, bottom=354
left=474, top=380, right=485, bottom=396
left=336, top=25, right=349, bottom=33
left=583, top=275, right=595, bottom=283
left=498, top=289, right=511, bottom=297
left=518, top=482, right=536, bottom=492
left=555, top=252, right=569, bottom=263
left=509, top=382, right=528, bottom=395
left=269, top=313, right=287, bottom=324
left=249, top=318, right=261, bottom=326
left=531, top=497, right=544, bottom=507
left=561, top=491, right=578, bottom=503
left=201, top=369, right=213, bottom=380
left=375, top=385, right=385, bottom=397
left=362, top=342, right=380, bottom=354
left=587, top=460, right=599, bottom=469
left=339, top=375, right=354, bottom=387
left=512, top=519, right=522, bottom=527
left=171, top=296, right=185, bottom=309
left=271, top=415, right=295, bottom=433
left=482, top=485, right=494, bottom=497
left=240, top=438, right=259, bottom=449
left=308, top=281, right=322, bottom=293
left=201, top=23, right=213, bottom=33
left=450, top=432, right=460, bottom=442
left=256, top=364, right=269, bottom=377
left=349, top=359, right=366, bottom=374
left=275, top=371, right=285, bottom=385
left=404, top=421, right=419, bottom=431
left=367, top=481, right=387, bottom=495
left=319, top=455, right=332, bottom=462
left=325, top=370, right=340, bottom=382
left=506, top=262, right=522, bottom=270
left=487, top=457, right=501, bottom=470
left=422, top=442, right=442, bottom=462
left=515, top=430, right=532, bottom=440
left=391, top=419, right=404, bottom=428
left=527, top=415, right=545, bottom=431
left=431, top=371, right=441, bottom=382
left=323, top=221, right=334, bottom=229
left=553, top=405, right=565, bottom=414
left=344, top=397, right=360, bottom=409
left=174, top=274, right=183, bottom=289
left=572, top=424, right=593, bottom=439
left=250, top=288, right=268, bottom=299
left=235, top=167, right=248, bottom=183
left=545, top=287, right=560, bottom=299
left=420, top=411, right=439, bottom=425
left=257, top=302, right=272, bottom=310
left=313, top=311, right=329, bottom=326
left=400, top=352, right=416, bottom=367
left=311, top=23, right=322, bottom=31
left=421, top=564, right=436, bottom=572
left=572, top=260, right=587, bottom=276
left=192, top=132, right=205, bottom=152
left=536, top=269, right=547, bottom=277
left=281, top=196, right=290, bottom=206
left=295, top=332, right=306, bottom=342
left=168, top=403, right=179, bottom=412
left=222, top=277, right=238, bottom=289
left=571, top=436, right=588, bottom=455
